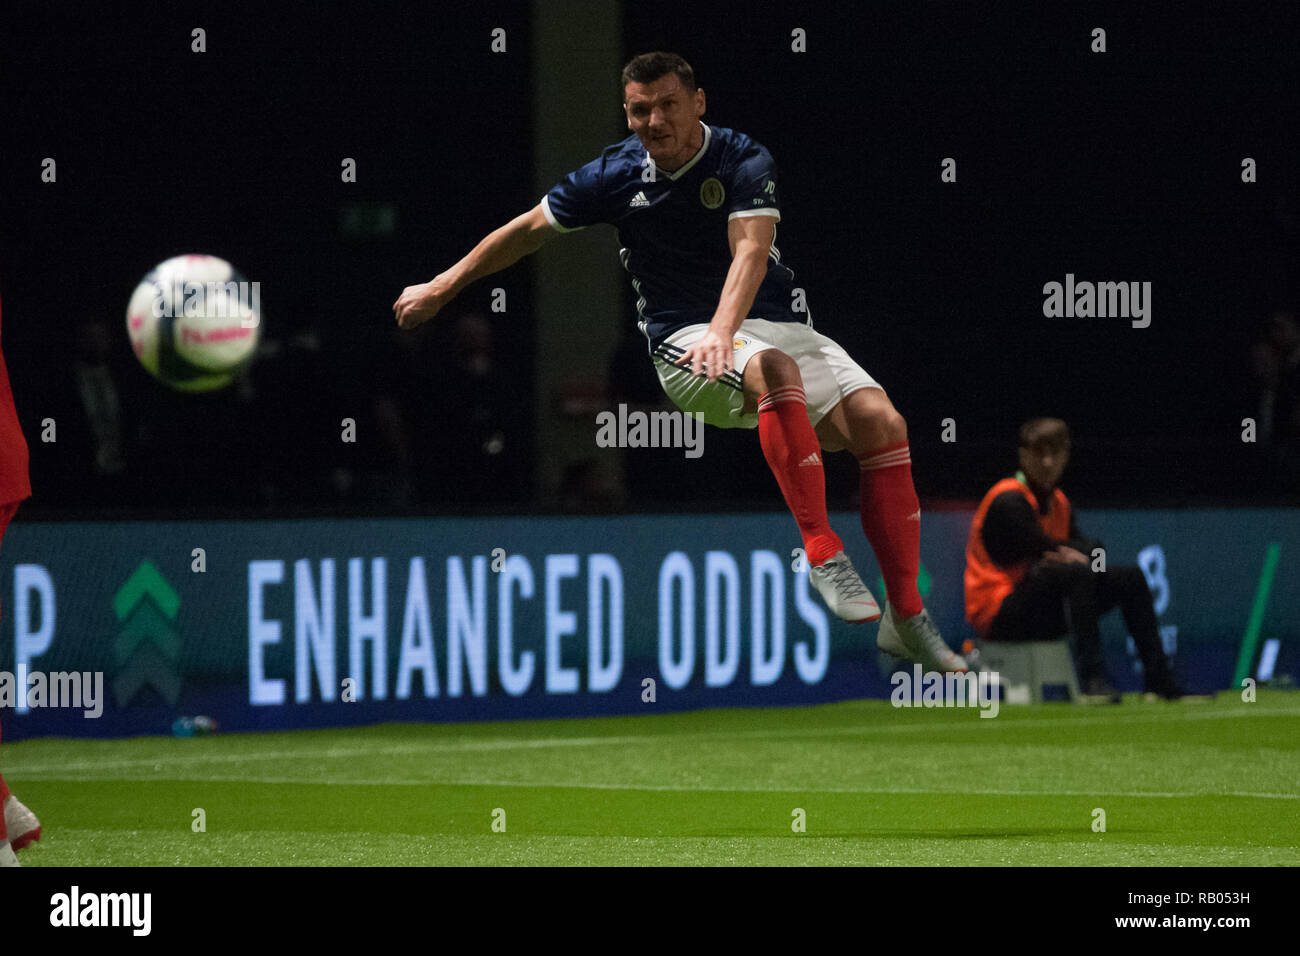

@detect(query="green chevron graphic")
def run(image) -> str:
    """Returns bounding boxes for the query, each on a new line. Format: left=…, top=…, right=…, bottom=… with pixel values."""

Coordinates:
left=113, top=559, right=182, bottom=708
left=114, top=646, right=182, bottom=707
left=113, top=560, right=179, bottom=621
left=114, top=599, right=181, bottom=664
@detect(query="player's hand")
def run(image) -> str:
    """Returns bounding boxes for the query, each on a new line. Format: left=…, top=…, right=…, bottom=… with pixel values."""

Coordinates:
left=1042, top=545, right=1088, bottom=566
left=392, top=274, right=455, bottom=330
left=675, top=328, right=734, bottom=383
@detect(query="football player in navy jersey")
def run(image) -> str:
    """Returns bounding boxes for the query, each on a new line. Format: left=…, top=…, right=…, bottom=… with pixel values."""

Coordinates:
left=394, top=52, right=965, bottom=673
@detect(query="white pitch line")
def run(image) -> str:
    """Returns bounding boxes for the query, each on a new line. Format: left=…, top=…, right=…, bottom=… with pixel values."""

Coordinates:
left=9, top=704, right=1295, bottom=777
left=14, top=773, right=1300, bottom=801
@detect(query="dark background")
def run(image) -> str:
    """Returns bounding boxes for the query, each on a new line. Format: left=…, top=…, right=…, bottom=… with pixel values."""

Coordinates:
left=2, top=0, right=1296, bottom=518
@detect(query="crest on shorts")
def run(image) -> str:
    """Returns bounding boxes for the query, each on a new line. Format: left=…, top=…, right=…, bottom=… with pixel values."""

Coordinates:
left=733, top=337, right=748, bottom=350
left=700, top=177, right=725, bottom=210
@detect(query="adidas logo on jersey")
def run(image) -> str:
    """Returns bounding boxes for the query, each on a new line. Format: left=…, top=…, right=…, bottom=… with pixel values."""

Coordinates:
left=798, top=452, right=821, bottom=467
left=629, top=191, right=650, bottom=207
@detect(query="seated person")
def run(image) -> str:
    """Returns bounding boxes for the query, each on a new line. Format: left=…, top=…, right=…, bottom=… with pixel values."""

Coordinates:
left=964, top=417, right=1186, bottom=701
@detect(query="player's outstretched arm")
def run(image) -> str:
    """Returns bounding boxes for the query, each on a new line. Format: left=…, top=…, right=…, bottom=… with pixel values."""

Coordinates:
left=676, top=214, right=775, bottom=381
left=393, top=203, right=556, bottom=329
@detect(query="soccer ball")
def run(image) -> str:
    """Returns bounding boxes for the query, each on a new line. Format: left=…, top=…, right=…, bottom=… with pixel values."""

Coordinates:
left=125, top=254, right=260, bottom=392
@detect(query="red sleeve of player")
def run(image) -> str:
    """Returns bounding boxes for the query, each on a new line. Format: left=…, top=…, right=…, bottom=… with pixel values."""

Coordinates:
left=0, top=294, right=33, bottom=504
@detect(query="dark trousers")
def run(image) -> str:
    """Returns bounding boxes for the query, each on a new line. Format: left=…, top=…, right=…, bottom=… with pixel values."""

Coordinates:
left=987, top=562, right=1173, bottom=689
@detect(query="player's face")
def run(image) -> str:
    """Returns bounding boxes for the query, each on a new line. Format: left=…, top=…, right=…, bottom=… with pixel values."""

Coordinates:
left=1019, top=440, right=1069, bottom=491
left=623, top=74, right=705, bottom=170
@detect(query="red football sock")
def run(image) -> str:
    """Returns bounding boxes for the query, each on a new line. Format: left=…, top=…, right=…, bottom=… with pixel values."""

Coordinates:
left=858, top=440, right=923, bottom=617
left=757, top=386, right=842, bottom=566
left=0, top=723, right=8, bottom=840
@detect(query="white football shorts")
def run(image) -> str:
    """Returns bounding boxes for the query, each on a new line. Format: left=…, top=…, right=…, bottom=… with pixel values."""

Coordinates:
left=652, top=318, right=880, bottom=429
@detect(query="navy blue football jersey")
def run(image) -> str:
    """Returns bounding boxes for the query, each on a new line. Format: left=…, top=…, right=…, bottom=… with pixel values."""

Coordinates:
left=542, top=123, right=808, bottom=350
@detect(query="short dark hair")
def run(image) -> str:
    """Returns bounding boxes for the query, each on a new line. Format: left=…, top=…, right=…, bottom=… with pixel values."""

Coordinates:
left=1019, top=417, right=1071, bottom=451
left=621, top=52, right=696, bottom=98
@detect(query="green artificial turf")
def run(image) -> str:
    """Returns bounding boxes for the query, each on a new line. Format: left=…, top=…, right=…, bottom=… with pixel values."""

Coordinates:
left=5, top=692, right=1298, bottom=865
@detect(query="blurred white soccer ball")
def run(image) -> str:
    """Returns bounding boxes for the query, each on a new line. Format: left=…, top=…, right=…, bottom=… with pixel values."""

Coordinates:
left=125, top=254, right=260, bottom=392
